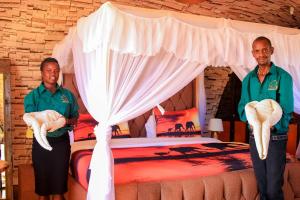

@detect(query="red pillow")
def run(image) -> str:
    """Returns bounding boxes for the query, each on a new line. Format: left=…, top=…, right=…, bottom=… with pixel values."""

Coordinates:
left=73, top=113, right=131, bottom=141
left=111, top=122, right=130, bottom=139
left=74, top=113, right=98, bottom=142
left=154, top=107, right=201, bottom=137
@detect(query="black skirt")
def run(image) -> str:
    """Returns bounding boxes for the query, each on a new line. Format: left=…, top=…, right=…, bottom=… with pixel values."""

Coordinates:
left=32, top=133, right=70, bottom=196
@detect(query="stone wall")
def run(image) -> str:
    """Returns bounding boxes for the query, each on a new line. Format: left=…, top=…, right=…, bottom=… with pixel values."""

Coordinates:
left=204, top=67, right=232, bottom=128
left=0, top=0, right=299, bottom=184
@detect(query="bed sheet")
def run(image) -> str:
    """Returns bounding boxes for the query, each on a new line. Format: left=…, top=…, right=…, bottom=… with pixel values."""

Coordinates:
left=70, top=141, right=252, bottom=190
left=71, top=137, right=220, bottom=153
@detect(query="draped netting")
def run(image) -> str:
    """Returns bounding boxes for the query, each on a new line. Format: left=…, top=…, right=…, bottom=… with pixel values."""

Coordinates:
left=52, top=2, right=300, bottom=200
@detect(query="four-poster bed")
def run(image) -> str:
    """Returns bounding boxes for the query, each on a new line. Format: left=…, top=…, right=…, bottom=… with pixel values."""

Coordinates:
left=19, top=2, right=300, bottom=200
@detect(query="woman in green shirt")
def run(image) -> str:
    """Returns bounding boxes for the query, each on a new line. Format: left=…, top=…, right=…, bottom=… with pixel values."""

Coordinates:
left=24, top=57, right=79, bottom=200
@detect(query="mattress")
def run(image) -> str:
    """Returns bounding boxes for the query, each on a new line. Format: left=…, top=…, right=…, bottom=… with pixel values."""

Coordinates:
left=70, top=141, right=252, bottom=190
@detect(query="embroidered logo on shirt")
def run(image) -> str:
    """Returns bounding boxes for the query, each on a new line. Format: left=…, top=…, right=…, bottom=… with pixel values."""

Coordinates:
left=268, top=80, right=278, bottom=90
left=61, top=95, right=69, bottom=103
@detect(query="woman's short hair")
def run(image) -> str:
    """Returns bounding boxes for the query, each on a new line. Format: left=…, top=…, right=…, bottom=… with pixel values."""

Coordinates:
left=40, top=57, right=60, bottom=71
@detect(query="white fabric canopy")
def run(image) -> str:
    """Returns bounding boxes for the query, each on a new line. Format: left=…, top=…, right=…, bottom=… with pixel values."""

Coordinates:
left=52, top=2, right=300, bottom=200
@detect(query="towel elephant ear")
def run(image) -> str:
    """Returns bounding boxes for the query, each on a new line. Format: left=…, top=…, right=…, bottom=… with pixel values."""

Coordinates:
left=266, top=99, right=283, bottom=126
left=245, top=99, right=283, bottom=160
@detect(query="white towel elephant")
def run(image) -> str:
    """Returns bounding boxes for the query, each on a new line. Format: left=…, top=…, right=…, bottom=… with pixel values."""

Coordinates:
left=245, top=99, right=282, bottom=160
left=23, top=110, right=66, bottom=151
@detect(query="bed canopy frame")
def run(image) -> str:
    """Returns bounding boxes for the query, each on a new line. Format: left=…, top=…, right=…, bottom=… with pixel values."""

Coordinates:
left=53, top=2, right=300, bottom=200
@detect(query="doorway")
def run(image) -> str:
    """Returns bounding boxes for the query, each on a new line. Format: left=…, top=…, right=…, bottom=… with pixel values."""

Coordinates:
left=0, top=73, right=6, bottom=199
left=0, top=59, right=12, bottom=200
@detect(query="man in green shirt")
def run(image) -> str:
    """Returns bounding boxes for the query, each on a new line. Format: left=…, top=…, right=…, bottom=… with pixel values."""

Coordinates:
left=24, top=57, right=79, bottom=200
left=238, top=36, right=293, bottom=200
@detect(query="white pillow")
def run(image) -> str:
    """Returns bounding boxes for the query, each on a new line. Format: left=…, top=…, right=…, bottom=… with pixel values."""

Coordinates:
left=145, top=114, right=156, bottom=138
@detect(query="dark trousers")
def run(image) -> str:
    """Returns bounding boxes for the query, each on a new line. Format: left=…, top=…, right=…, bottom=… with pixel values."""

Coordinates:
left=249, top=135, right=287, bottom=200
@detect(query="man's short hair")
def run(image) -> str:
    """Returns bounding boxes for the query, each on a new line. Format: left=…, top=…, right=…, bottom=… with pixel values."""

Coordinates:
left=40, top=57, right=60, bottom=71
left=253, top=36, right=272, bottom=47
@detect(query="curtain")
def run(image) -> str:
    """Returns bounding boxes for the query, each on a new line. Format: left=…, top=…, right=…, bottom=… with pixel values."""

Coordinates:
left=71, top=32, right=206, bottom=199
left=58, top=2, right=300, bottom=113
left=52, top=2, right=300, bottom=200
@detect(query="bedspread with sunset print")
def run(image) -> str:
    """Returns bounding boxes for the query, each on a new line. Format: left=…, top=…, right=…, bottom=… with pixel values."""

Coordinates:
left=70, top=142, right=253, bottom=190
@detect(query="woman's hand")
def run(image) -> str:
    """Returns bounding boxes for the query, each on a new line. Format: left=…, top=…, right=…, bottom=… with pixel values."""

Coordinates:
left=64, top=117, right=78, bottom=126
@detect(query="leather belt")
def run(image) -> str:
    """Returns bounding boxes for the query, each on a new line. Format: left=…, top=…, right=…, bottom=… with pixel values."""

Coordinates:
left=249, top=134, right=287, bottom=141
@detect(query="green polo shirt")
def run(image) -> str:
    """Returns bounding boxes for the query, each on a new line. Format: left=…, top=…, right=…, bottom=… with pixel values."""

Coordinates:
left=24, top=83, right=79, bottom=137
left=238, top=63, right=293, bottom=134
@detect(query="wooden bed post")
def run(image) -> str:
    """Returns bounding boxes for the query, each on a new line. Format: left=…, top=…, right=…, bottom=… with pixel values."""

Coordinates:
left=193, top=77, right=199, bottom=109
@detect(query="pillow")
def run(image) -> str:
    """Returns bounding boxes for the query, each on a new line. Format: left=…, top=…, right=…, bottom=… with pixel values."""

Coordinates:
left=154, top=107, right=201, bottom=138
left=145, top=114, right=157, bottom=138
left=73, top=113, right=131, bottom=141
left=111, top=122, right=130, bottom=138
left=74, top=113, right=98, bottom=142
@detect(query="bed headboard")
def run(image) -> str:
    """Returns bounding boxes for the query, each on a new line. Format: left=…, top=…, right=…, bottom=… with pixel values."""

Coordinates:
left=129, top=82, right=196, bottom=137
left=62, top=74, right=197, bottom=137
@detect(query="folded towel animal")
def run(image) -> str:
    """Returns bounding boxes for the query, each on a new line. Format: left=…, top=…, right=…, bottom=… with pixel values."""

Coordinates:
left=23, top=110, right=66, bottom=151
left=245, top=99, right=282, bottom=160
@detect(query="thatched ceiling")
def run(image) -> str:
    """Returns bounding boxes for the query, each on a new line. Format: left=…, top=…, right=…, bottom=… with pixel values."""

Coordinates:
left=109, top=0, right=300, bottom=28
left=174, top=0, right=300, bottom=28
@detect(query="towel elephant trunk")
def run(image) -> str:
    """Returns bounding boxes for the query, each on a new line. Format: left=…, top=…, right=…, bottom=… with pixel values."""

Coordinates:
left=245, top=99, right=282, bottom=160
